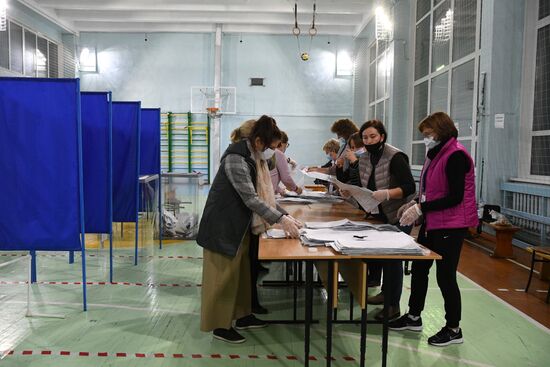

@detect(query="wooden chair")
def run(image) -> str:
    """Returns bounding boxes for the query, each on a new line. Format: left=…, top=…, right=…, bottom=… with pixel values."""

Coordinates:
left=525, top=246, right=550, bottom=303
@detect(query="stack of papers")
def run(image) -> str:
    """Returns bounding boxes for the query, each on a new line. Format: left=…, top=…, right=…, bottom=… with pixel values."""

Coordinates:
left=299, top=227, right=424, bottom=255
left=265, top=229, right=287, bottom=239
left=284, top=190, right=344, bottom=202
left=276, top=197, right=315, bottom=204
left=305, top=219, right=399, bottom=232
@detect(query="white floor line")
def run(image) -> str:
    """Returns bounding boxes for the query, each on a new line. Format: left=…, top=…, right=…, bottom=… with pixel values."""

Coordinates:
left=457, top=272, right=550, bottom=333
left=2, top=300, right=200, bottom=316
left=506, top=258, right=537, bottom=273
left=333, top=330, right=495, bottom=367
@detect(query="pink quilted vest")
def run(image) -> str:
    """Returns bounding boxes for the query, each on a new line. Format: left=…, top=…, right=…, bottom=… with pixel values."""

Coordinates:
left=419, top=138, right=478, bottom=231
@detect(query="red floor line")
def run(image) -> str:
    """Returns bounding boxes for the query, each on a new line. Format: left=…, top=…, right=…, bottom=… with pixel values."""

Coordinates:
left=1, top=350, right=356, bottom=362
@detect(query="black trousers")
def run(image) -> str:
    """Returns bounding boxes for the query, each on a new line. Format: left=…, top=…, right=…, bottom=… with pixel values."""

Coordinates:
left=408, top=226, right=467, bottom=328
left=248, top=233, right=261, bottom=308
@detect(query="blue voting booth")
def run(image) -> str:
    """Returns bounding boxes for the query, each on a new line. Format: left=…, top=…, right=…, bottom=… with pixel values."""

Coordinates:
left=112, top=102, right=141, bottom=265
left=0, top=77, right=88, bottom=310
left=81, top=92, right=114, bottom=281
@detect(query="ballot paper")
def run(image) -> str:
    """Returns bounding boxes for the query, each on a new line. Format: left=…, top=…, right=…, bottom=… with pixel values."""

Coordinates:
left=283, top=189, right=343, bottom=202
left=265, top=229, right=287, bottom=239
left=305, top=218, right=399, bottom=232
left=301, top=169, right=380, bottom=212
left=276, top=197, right=315, bottom=204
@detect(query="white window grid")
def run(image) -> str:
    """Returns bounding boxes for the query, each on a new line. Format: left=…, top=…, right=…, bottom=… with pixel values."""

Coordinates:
left=519, top=0, right=550, bottom=183
left=0, top=18, right=59, bottom=78
left=368, top=40, right=391, bottom=125
left=408, top=0, right=481, bottom=169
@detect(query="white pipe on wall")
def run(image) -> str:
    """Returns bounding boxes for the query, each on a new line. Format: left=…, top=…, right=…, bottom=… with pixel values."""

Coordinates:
left=211, top=24, right=222, bottom=178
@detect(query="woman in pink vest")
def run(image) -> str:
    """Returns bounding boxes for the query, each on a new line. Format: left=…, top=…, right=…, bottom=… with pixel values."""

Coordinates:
left=389, top=112, right=478, bottom=347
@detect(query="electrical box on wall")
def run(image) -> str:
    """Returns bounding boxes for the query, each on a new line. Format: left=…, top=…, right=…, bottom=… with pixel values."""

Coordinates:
left=250, top=77, right=265, bottom=86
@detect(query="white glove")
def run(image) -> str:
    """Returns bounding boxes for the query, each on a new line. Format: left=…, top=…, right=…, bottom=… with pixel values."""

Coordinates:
left=286, top=215, right=303, bottom=228
left=280, top=215, right=302, bottom=238
left=397, top=200, right=417, bottom=218
left=399, top=204, right=422, bottom=227
left=372, top=189, right=390, bottom=202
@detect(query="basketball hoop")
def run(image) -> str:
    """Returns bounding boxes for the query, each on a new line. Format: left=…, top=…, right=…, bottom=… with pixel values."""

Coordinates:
left=206, top=107, right=222, bottom=119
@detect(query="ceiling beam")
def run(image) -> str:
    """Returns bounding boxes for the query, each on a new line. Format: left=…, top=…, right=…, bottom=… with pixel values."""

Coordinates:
left=37, top=0, right=368, bottom=15
left=55, top=9, right=363, bottom=26
left=75, top=21, right=356, bottom=36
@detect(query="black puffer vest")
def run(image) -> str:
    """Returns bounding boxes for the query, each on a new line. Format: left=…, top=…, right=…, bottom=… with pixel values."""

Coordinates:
left=197, top=140, right=257, bottom=257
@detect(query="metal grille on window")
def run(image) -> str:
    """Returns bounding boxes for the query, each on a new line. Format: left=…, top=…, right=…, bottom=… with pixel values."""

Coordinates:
left=451, top=59, right=475, bottom=137
left=48, top=42, right=58, bottom=78
left=416, top=0, right=431, bottom=21
left=539, top=0, right=550, bottom=20
left=430, top=72, right=448, bottom=113
left=533, top=24, right=550, bottom=131
left=24, top=30, right=36, bottom=77
left=36, top=36, right=48, bottom=78
left=530, top=136, right=550, bottom=175
left=413, top=81, right=428, bottom=140
left=432, top=0, right=451, bottom=72
left=452, top=0, right=477, bottom=62
left=9, top=22, right=23, bottom=74
left=415, top=17, right=430, bottom=80
left=0, top=22, right=8, bottom=69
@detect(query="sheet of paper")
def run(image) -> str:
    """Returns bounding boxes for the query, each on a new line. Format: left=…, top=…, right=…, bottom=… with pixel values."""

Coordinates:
left=329, top=179, right=380, bottom=213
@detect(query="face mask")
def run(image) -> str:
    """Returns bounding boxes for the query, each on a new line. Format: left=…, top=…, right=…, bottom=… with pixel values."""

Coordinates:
left=338, top=137, right=346, bottom=147
left=262, top=148, right=275, bottom=160
left=326, top=154, right=333, bottom=161
left=354, top=148, right=366, bottom=157
left=423, top=136, right=440, bottom=150
left=365, top=141, right=383, bottom=154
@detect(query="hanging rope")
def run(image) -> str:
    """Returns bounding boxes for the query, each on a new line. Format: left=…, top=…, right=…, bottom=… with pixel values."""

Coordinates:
left=293, top=1, right=318, bottom=61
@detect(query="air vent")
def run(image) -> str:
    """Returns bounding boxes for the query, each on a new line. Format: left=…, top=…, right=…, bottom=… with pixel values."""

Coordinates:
left=250, top=77, right=265, bottom=86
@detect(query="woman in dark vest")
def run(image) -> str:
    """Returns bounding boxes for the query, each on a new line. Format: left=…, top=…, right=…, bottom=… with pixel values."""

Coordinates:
left=197, top=115, right=302, bottom=344
left=343, top=120, right=416, bottom=321
left=390, top=112, right=478, bottom=347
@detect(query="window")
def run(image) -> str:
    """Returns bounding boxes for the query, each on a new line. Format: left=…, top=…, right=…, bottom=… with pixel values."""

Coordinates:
left=0, top=19, right=60, bottom=78
left=410, top=0, right=480, bottom=167
left=520, top=0, right=550, bottom=180
left=368, top=40, right=392, bottom=123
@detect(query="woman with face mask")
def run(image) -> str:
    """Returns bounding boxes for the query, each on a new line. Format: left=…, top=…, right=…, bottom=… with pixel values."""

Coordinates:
left=390, top=112, right=477, bottom=347
left=270, top=131, right=303, bottom=195
left=341, top=132, right=366, bottom=187
left=197, top=115, right=303, bottom=344
left=329, top=118, right=359, bottom=181
left=342, top=119, right=416, bottom=321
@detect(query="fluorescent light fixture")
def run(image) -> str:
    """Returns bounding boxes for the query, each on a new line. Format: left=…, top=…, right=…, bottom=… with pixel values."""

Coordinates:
left=375, top=7, right=393, bottom=42
left=336, top=50, right=353, bottom=76
left=0, top=0, right=8, bottom=32
left=79, top=46, right=97, bottom=72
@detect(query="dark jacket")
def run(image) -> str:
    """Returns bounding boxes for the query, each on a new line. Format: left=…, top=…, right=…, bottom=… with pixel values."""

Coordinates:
left=196, top=140, right=256, bottom=257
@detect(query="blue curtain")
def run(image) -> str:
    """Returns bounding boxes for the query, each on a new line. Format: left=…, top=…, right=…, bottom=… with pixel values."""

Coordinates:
left=0, top=78, right=83, bottom=251
left=112, top=102, right=141, bottom=222
left=81, top=92, right=112, bottom=234
left=140, top=108, right=161, bottom=175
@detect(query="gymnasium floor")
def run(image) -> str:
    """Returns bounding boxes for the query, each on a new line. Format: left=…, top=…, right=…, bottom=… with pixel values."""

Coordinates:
left=1, top=222, right=548, bottom=367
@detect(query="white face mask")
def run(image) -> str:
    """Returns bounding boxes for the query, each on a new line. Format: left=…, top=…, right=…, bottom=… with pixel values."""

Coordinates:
left=338, top=137, right=346, bottom=147
left=423, top=136, right=440, bottom=150
left=262, top=148, right=275, bottom=160
left=354, top=148, right=366, bottom=157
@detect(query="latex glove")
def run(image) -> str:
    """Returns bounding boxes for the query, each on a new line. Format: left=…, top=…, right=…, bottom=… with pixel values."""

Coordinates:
left=399, top=204, right=422, bottom=227
left=280, top=215, right=302, bottom=238
left=286, top=215, right=303, bottom=228
left=372, top=189, right=390, bottom=202
left=397, top=200, right=417, bottom=218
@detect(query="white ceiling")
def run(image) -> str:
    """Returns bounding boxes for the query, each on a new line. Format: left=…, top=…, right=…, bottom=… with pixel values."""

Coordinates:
left=19, top=0, right=378, bottom=37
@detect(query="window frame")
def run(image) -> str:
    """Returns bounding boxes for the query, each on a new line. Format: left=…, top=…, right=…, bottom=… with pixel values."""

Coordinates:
left=0, top=18, right=60, bottom=78
left=368, top=40, right=392, bottom=129
left=518, top=0, right=550, bottom=183
left=408, top=0, right=482, bottom=170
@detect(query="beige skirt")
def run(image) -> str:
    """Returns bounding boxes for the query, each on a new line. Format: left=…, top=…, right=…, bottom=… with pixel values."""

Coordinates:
left=200, top=232, right=251, bottom=331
